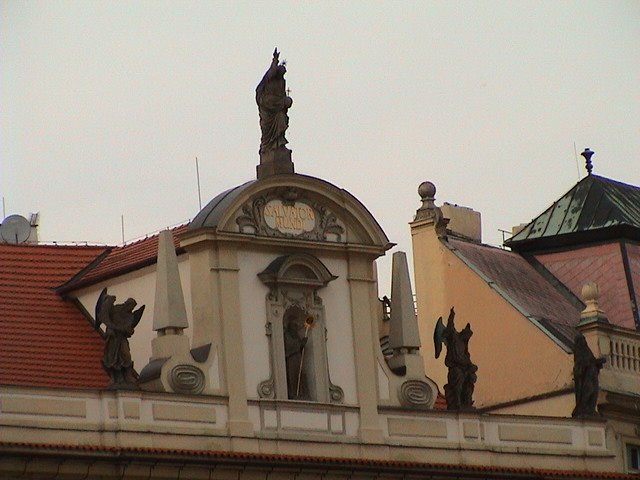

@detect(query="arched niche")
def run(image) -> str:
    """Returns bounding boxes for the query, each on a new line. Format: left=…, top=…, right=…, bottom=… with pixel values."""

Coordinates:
left=257, top=253, right=343, bottom=403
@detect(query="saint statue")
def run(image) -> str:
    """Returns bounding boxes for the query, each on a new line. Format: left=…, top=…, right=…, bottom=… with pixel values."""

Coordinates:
left=283, top=308, right=311, bottom=400
left=572, top=333, right=606, bottom=417
left=95, top=288, right=145, bottom=389
left=434, top=307, right=478, bottom=410
left=256, top=48, right=293, bottom=154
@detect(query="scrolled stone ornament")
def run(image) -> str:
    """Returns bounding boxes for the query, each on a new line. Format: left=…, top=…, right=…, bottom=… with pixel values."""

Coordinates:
left=399, top=380, right=432, bottom=408
left=169, top=364, right=205, bottom=395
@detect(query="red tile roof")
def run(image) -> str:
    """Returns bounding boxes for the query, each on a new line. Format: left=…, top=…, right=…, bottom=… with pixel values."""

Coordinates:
left=434, top=392, right=447, bottom=410
left=448, top=237, right=582, bottom=346
left=0, top=243, right=110, bottom=389
left=535, top=243, right=636, bottom=330
left=0, top=442, right=635, bottom=479
left=59, top=224, right=188, bottom=292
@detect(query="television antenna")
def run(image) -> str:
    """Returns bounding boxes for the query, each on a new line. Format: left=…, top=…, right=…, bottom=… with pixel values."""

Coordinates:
left=0, top=214, right=31, bottom=244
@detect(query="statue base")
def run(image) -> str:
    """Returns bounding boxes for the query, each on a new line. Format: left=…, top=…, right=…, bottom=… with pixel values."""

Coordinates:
left=257, top=147, right=294, bottom=179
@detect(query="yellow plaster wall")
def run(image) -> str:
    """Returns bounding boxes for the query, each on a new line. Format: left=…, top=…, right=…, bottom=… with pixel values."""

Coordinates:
left=487, top=393, right=575, bottom=416
left=412, top=224, right=574, bottom=410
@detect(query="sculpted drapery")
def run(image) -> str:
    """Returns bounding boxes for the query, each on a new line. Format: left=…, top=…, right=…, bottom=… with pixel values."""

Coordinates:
left=256, top=48, right=293, bottom=154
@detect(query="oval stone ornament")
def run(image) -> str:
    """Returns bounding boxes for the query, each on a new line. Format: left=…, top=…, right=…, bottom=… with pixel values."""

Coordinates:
left=263, top=199, right=316, bottom=235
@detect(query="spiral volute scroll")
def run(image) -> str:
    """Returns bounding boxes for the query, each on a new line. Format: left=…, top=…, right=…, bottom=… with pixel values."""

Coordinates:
left=399, top=380, right=432, bottom=408
left=169, top=365, right=205, bottom=394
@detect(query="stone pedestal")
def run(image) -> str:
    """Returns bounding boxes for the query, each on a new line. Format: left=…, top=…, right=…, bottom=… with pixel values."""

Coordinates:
left=257, top=147, right=294, bottom=179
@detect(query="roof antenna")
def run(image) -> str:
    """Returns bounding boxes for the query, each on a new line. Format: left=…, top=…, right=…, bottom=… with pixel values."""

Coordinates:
left=573, top=142, right=581, bottom=180
left=121, top=214, right=125, bottom=244
left=195, top=157, right=202, bottom=211
left=581, top=148, right=595, bottom=175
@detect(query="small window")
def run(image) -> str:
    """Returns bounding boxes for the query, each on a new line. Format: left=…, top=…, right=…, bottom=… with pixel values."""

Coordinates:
left=628, top=444, right=640, bottom=472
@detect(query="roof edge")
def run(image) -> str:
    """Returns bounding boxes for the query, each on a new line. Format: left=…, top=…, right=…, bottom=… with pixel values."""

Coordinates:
left=443, top=238, right=573, bottom=352
left=0, top=441, right=632, bottom=479
left=55, top=248, right=112, bottom=295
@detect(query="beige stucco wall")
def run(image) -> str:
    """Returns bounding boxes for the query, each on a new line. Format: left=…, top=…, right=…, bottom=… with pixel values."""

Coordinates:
left=411, top=221, right=574, bottom=410
left=73, top=255, right=193, bottom=371
left=0, top=385, right=623, bottom=475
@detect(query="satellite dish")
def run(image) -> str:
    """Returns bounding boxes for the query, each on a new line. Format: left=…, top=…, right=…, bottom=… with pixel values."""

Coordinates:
left=0, top=214, right=31, bottom=244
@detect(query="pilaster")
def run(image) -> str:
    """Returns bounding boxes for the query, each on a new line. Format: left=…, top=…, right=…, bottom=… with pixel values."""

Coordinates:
left=347, top=253, right=384, bottom=443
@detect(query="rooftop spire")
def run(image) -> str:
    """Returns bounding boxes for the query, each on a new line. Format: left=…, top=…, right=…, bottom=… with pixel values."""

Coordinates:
left=581, top=148, right=595, bottom=175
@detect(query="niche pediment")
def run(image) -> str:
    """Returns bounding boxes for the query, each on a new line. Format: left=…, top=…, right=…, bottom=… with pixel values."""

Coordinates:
left=258, top=253, right=337, bottom=289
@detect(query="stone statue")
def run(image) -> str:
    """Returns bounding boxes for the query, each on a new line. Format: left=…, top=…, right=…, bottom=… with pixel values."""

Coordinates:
left=434, top=307, right=477, bottom=410
left=256, top=48, right=293, bottom=154
left=572, top=333, right=606, bottom=417
left=95, top=288, right=145, bottom=389
left=283, top=312, right=310, bottom=400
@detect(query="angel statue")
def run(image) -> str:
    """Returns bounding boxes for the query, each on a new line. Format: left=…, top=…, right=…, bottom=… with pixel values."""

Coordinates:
left=434, top=307, right=478, bottom=410
left=256, top=48, right=293, bottom=154
left=572, top=333, right=606, bottom=417
left=95, top=288, right=145, bottom=389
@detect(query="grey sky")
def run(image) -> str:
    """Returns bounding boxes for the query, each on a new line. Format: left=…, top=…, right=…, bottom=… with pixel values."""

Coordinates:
left=2, top=1, right=639, bottom=293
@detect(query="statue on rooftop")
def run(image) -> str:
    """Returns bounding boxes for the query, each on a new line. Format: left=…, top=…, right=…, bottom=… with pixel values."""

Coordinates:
left=256, top=48, right=293, bottom=154
left=434, top=307, right=477, bottom=410
left=572, top=333, right=606, bottom=417
left=95, top=288, right=145, bottom=389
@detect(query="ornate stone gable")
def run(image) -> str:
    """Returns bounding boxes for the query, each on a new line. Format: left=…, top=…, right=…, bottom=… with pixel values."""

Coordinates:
left=235, top=187, right=345, bottom=242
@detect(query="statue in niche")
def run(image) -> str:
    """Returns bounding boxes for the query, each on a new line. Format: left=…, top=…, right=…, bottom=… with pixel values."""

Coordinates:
left=434, top=307, right=477, bottom=410
left=283, top=306, right=314, bottom=400
left=572, top=333, right=606, bottom=417
left=95, top=288, right=145, bottom=389
left=256, top=48, right=293, bottom=154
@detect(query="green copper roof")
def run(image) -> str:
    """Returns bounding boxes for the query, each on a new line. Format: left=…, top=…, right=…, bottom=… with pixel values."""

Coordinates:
left=506, top=174, right=640, bottom=251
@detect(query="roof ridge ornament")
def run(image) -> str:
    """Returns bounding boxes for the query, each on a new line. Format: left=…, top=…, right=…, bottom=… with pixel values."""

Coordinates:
left=581, top=148, right=595, bottom=175
left=256, top=48, right=295, bottom=179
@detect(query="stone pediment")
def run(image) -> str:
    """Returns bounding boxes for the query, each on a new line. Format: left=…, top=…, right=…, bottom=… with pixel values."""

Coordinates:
left=188, top=175, right=391, bottom=249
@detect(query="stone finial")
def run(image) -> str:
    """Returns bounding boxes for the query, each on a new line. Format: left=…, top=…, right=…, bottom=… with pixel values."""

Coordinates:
left=388, top=251, right=421, bottom=352
left=418, top=181, right=436, bottom=210
left=413, top=181, right=449, bottom=236
left=153, top=230, right=189, bottom=332
left=383, top=250, right=438, bottom=409
left=579, top=281, right=608, bottom=325
left=581, top=148, right=594, bottom=175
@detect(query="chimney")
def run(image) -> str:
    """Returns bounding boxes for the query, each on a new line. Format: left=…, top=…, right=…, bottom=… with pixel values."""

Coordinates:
left=440, top=203, right=481, bottom=242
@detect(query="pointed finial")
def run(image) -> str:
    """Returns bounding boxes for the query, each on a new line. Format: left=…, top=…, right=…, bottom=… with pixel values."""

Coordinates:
left=581, top=148, right=595, bottom=175
left=388, top=251, right=421, bottom=353
left=153, top=230, right=189, bottom=332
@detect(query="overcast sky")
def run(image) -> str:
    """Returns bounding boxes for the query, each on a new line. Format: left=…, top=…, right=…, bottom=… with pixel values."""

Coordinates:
left=2, top=2, right=639, bottom=293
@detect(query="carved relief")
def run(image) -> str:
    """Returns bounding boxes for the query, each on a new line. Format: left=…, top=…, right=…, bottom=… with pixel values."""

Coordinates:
left=169, top=365, right=205, bottom=395
left=398, top=380, right=432, bottom=408
left=236, top=189, right=344, bottom=242
left=258, top=321, right=276, bottom=399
